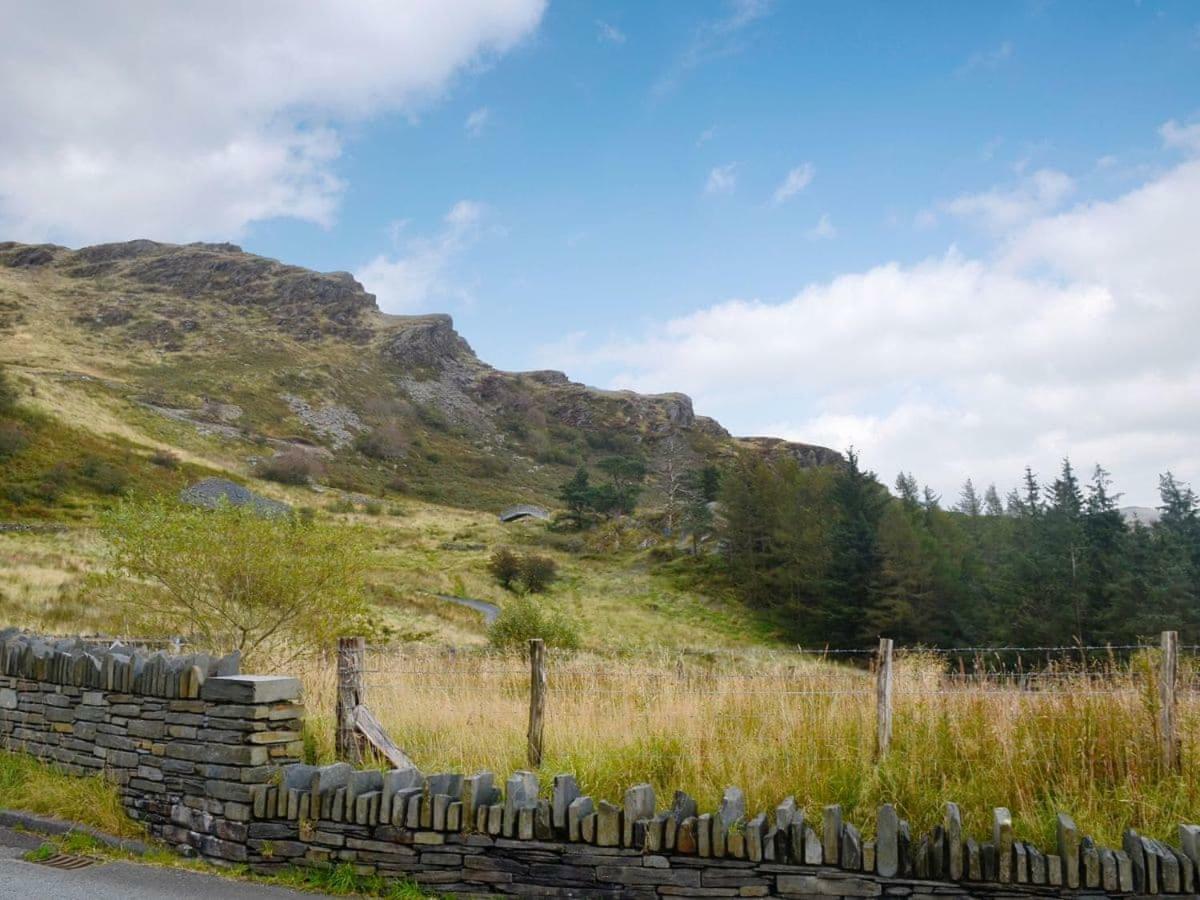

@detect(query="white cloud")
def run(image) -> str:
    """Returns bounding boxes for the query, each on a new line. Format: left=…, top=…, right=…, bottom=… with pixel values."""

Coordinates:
left=1161, top=119, right=1200, bottom=154
left=0, top=2, right=545, bottom=244
left=705, top=163, right=738, bottom=195
left=805, top=213, right=837, bottom=240
left=940, top=168, right=1075, bottom=232
left=357, top=201, right=486, bottom=313
left=553, top=128, right=1200, bottom=505
left=596, top=20, right=627, bottom=44
left=696, top=126, right=718, bottom=147
left=465, top=107, right=492, bottom=138
left=958, top=40, right=1014, bottom=74
left=772, top=163, right=815, bottom=205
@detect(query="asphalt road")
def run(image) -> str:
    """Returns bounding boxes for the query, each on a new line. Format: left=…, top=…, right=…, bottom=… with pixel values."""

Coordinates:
left=0, top=825, right=336, bottom=899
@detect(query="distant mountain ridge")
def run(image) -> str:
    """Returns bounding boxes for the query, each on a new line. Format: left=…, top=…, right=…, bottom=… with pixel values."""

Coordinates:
left=0, top=240, right=838, bottom=510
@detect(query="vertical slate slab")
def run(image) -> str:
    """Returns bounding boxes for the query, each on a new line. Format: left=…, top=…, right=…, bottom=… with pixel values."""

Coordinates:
left=822, top=804, right=843, bottom=866
left=504, top=770, right=539, bottom=838
left=966, top=837, right=982, bottom=881
left=1047, top=853, right=1063, bottom=887
left=380, top=766, right=421, bottom=825
left=1081, top=836, right=1101, bottom=889
left=929, top=824, right=946, bottom=879
left=461, top=771, right=495, bottom=828
left=1057, top=812, right=1080, bottom=889
left=1182, top=824, right=1200, bottom=874
left=745, top=812, right=769, bottom=862
left=623, top=783, right=655, bottom=847
left=1013, top=840, right=1028, bottom=883
left=1028, top=845, right=1047, bottom=885
left=842, top=822, right=863, bottom=871
left=945, top=801, right=963, bottom=880
left=665, top=790, right=696, bottom=851
left=1173, top=847, right=1194, bottom=894
left=567, top=795, right=593, bottom=842
left=877, top=803, right=900, bottom=877
left=993, top=807, right=1013, bottom=882
left=596, top=799, right=621, bottom=847
left=1115, top=848, right=1134, bottom=892
left=775, top=796, right=797, bottom=832
left=697, top=813, right=713, bottom=857
left=1124, top=829, right=1146, bottom=892
left=676, top=816, right=699, bottom=854
left=804, top=824, right=823, bottom=865
left=551, top=774, right=579, bottom=833
left=863, top=840, right=876, bottom=873
left=1100, top=848, right=1119, bottom=891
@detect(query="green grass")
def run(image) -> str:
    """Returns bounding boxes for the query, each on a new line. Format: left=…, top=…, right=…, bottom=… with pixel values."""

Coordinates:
left=0, top=749, right=143, bottom=838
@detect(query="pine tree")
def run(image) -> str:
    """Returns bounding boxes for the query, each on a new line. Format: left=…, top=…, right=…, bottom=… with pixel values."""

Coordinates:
left=957, top=479, right=982, bottom=516
left=983, top=483, right=1005, bottom=516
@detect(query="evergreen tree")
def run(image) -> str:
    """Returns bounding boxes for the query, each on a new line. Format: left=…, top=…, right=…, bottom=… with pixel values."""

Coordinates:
left=983, top=483, right=1005, bottom=517
left=826, top=449, right=888, bottom=645
left=957, top=479, right=982, bottom=516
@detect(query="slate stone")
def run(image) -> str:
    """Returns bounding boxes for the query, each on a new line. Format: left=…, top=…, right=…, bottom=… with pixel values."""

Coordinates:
left=200, top=675, right=300, bottom=704
left=966, top=837, right=981, bottom=881
left=1123, top=828, right=1146, bottom=892
left=567, top=795, right=594, bottom=842
left=804, top=824, right=823, bottom=865
left=775, top=796, right=797, bottom=831
left=1115, top=848, right=1134, bottom=892
left=1182, top=824, right=1200, bottom=871
left=1013, top=840, right=1028, bottom=883
left=596, top=799, right=621, bottom=847
left=993, top=807, right=1013, bottom=882
left=718, top=787, right=745, bottom=830
left=841, top=822, right=862, bottom=871
left=551, top=774, right=580, bottom=832
left=745, top=813, right=768, bottom=863
left=1047, top=853, right=1063, bottom=887
left=944, top=801, right=963, bottom=880
left=1100, top=847, right=1119, bottom=891
left=822, top=804, right=843, bottom=866
left=1081, top=836, right=1101, bottom=889
left=1056, top=812, right=1080, bottom=889
left=381, top=766, right=422, bottom=824
left=676, top=816, right=698, bottom=855
left=1028, top=845, right=1046, bottom=885
left=698, top=813, right=713, bottom=857
left=623, top=784, right=655, bottom=847
left=504, top=770, right=539, bottom=838
left=876, top=803, right=899, bottom=876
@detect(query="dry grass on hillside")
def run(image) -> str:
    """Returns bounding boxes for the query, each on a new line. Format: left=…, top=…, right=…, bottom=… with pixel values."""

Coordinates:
left=298, top=646, right=1199, bottom=852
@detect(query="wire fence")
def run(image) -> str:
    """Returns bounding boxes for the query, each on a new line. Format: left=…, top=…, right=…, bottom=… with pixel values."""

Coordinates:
left=326, top=632, right=1199, bottom=773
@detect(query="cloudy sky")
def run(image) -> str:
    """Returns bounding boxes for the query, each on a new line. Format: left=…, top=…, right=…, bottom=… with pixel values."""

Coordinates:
left=2, top=1, right=1198, bottom=505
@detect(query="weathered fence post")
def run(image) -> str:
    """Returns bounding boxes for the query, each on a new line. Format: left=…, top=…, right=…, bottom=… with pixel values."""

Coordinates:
left=1160, top=630, right=1179, bottom=773
left=527, top=638, right=547, bottom=768
left=876, top=637, right=894, bottom=760
left=336, top=636, right=366, bottom=764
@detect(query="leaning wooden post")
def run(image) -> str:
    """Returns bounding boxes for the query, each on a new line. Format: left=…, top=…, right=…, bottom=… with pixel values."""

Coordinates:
left=527, top=638, right=547, bottom=768
left=1160, top=630, right=1179, bottom=773
left=336, top=636, right=366, bottom=765
left=876, top=637, right=894, bottom=760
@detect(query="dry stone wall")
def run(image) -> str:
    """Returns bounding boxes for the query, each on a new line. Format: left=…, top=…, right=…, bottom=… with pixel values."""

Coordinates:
left=2, top=629, right=1198, bottom=899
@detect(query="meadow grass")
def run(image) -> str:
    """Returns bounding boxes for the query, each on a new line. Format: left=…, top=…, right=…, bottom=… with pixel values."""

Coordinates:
left=0, top=748, right=144, bottom=838
left=298, top=646, right=1199, bottom=852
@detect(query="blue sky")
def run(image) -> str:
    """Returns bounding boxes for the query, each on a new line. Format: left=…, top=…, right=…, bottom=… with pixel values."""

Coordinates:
left=3, top=1, right=1199, bottom=503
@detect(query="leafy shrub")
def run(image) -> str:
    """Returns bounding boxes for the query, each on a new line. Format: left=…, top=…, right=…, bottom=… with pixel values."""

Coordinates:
left=488, top=549, right=559, bottom=593
left=362, top=500, right=383, bottom=516
left=149, top=448, right=180, bottom=469
left=256, top=448, right=323, bottom=485
left=488, top=595, right=580, bottom=651
left=518, top=554, right=558, bottom=593
left=101, top=498, right=371, bottom=665
left=0, top=421, right=28, bottom=458
left=468, top=455, right=509, bottom=478
left=487, top=548, right=521, bottom=589
left=355, top=423, right=408, bottom=460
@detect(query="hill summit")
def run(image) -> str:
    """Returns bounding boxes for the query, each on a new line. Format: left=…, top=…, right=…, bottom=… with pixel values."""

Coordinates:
left=0, top=239, right=838, bottom=510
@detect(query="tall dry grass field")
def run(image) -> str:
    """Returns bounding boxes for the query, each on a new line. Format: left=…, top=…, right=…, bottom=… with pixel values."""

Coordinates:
left=297, top=645, right=1199, bottom=852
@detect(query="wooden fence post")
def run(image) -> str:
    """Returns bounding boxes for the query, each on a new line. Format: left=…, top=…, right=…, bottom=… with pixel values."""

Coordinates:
left=1160, top=630, right=1179, bottom=773
left=337, top=636, right=366, bottom=765
left=527, top=638, right=547, bottom=768
left=876, top=637, right=894, bottom=760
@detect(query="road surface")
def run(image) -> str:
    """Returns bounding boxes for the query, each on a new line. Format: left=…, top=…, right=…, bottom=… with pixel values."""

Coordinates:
left=0, top=824, right=335, bottom=899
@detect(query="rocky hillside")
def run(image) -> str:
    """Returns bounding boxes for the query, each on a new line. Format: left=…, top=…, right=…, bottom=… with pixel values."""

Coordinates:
left=0, top=239, right=838, bottom=513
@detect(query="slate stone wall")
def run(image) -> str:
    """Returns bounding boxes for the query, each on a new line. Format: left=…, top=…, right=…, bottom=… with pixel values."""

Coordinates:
left=2, top=630, right=1198, bottom=899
